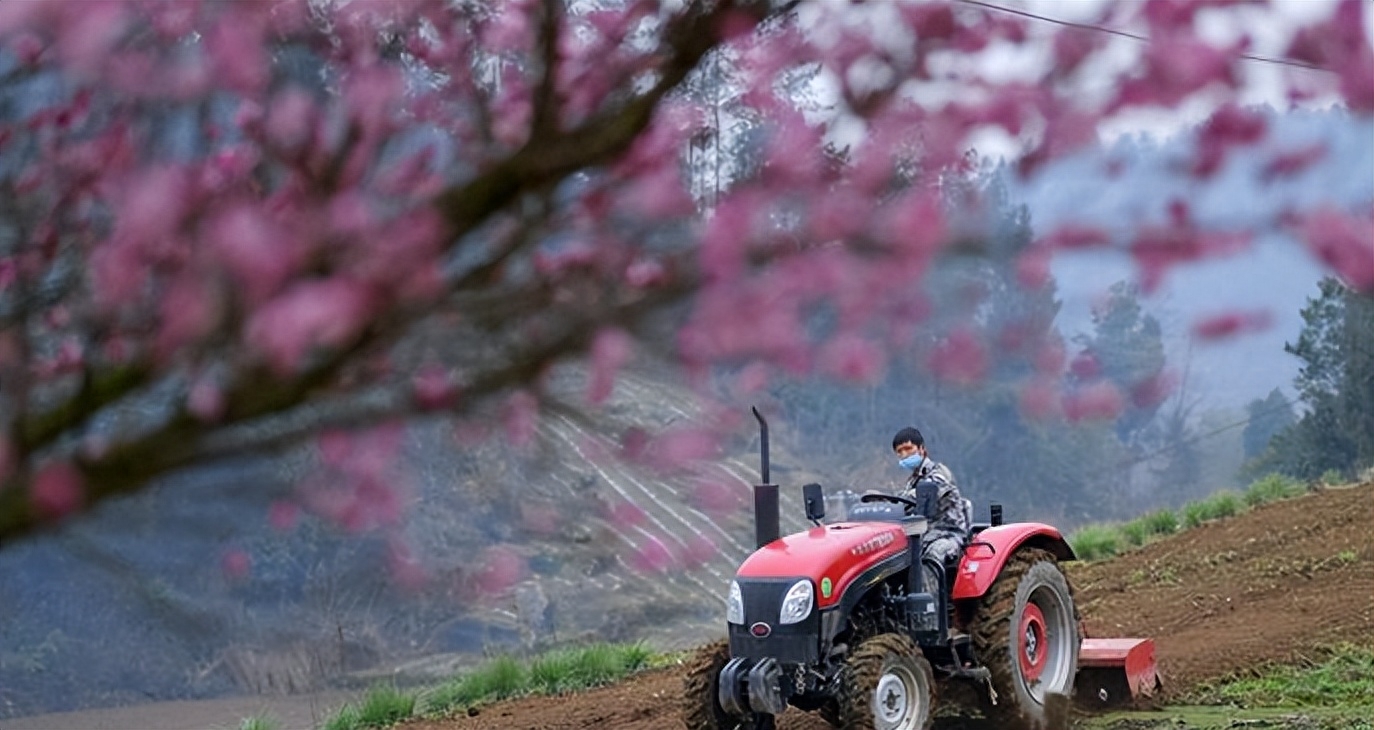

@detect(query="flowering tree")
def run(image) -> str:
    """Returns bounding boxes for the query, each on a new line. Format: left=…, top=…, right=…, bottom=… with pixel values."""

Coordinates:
left=0, top=0, right=1370, bottom=545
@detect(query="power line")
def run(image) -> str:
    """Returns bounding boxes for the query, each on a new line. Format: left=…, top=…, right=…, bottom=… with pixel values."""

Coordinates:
left=955, top=0, right=1333, bottom=74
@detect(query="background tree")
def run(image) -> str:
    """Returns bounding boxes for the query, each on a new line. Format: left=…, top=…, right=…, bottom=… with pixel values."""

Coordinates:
left=1241, top=388, right=1297, bottom=460
left=1246, top=278, right=1374, bottom=479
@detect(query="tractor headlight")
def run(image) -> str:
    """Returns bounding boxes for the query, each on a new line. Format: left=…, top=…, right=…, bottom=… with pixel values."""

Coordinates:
left=726, top=580, right=744, bottom=625
left=779, top=579, right=813, bottom=625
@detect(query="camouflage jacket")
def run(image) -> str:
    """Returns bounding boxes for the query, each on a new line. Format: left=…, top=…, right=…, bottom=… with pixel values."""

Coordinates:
left=902, top=459, right=968, bottom=543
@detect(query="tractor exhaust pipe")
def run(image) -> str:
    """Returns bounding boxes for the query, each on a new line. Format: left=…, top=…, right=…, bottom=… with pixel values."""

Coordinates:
left=751, top=406, right=780, bottom=549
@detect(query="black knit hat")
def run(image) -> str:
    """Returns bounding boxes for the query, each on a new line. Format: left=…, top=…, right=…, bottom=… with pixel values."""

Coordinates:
left=892, top=427, right=924, bottom=451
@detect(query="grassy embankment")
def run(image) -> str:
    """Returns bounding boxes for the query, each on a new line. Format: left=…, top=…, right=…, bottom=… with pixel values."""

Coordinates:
left=1065, top=472, right=1326, bottom=561
left=237, top=641, right=663, bottom=730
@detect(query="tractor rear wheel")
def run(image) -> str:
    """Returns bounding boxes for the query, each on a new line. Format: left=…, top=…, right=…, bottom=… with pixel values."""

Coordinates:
left=837, top=633, right=935, bottom=730
left=681, top=640, right=776, bottom=730
left=969, top=547, right=1081, bottom=729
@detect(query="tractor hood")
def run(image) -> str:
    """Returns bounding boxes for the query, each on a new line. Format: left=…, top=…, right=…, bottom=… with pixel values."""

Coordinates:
left=736, top=522, right=910, bottom=609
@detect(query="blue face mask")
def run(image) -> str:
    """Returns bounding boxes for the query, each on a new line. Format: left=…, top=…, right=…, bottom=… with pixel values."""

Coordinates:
left=899, top=453, right=925, bottom=471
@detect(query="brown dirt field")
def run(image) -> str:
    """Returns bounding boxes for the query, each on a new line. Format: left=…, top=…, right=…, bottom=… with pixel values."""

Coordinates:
left=402, top=482, right=1374, bottom=730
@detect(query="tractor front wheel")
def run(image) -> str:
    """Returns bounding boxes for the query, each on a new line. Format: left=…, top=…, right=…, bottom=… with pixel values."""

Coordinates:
left=681, top=640, right=776, bottom=730
left=969, top=547, right=1081, bottom=729
left=837, top=633, right=935, bottom=730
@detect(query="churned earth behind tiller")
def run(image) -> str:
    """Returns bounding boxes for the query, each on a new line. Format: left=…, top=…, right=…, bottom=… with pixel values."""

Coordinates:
left=402, top=482, right=1374, bottom=730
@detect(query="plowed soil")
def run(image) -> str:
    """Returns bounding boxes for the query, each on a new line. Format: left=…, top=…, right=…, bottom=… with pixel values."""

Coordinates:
left=402, top=482, right=1374, bottom=730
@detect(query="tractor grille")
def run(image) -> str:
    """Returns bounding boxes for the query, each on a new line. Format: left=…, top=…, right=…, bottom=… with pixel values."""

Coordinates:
left=729, top=578, right=820, bottom=665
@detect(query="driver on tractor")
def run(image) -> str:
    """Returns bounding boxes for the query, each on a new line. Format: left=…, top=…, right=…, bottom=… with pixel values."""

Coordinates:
left=892, top=426, right=969, bottom=594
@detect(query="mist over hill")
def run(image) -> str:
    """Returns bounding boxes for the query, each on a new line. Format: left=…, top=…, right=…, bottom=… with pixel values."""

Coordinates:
left=1006, top=106, right=1373, bottom=412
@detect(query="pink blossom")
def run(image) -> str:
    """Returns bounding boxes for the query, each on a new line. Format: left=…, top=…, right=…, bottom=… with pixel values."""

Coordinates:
left=519, top=502, right=561, bottom=536
left=730, top=362, right=771, bottom=398
left=245, top=278, right=376, bottom=373
left=412, top=365, right=458, bottom=411
left=344, top=67, right=404, bottom=136
left=899, top=3, right=957, bottom=42
left=265, top=88, right=318, bottom=153
left=1295, top=207, right=1374, bottom=291
left=1016, top=248, right=1052, bottom=289
left=187, top=375, right=226, bottom=422
left=691, top=481, right=741, bottom=517
left=1261, top=144, right=1327, bottom=182
left=927, top=329, right=986, bottom=386
left=818, top=333, right=885, bottom=383
left=387, top=538, right=429, bottom=591
left=587, top=328, right=632, bottom=405
left=650, top=428, right=720, bottom=470
left=317, top=430, right=352, bottom=468
left=221, top=548, right=251, bottom=580
left=1129, top=214, right=1252, bottom=293
left=56, top=2, right=127, bottom=78
left=625, top=259, right=667, bottom=288
left=209, top=206, right=302, bottom=304
left=607, top=500, right=647, bottom=528
left=470, top=545, right=527, bottom=597
left=701, top=196, right=755, bottom=281
left=1018, top=379, right=1061, bottom=420
left=1063, top=382, right=1125, bottom=423
left=31, top=462, right=84, bottom=520
left=1069, top=350, right=1100, bottom=379
left=157, top=275, right=221, bottom=356
left=628, top=535, right=676, bottom=574
left=1129, top=371, right=1178, bottom=410
left=1037, top=224, right=1111, bottom=251
left=1192, top=310, right=1274, bottom=341
left=680, top=534, right=718, bottom=569
left=503, top=390, right=540, bottom=447
left=206, top=12, right=268, bottom=94
left=268, top=500, right=299, bottom=531
left=1192, top=103, right=1267, bottom=178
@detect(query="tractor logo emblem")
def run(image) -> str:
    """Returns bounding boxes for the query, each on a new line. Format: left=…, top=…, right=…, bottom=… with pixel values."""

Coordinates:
left=749, top=622, right=772, bottom=638
left=821, top=577, right=832, bottom=598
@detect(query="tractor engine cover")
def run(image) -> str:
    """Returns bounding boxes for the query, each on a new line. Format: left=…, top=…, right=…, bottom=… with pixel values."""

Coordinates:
left=730, top=522, right=910, bottom=663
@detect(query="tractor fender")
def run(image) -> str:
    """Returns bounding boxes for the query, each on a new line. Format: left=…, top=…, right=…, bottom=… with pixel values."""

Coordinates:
left=950, top=523, right=1075, bottom=601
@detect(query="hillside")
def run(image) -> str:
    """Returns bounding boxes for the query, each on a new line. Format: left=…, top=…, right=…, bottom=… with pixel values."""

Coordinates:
left=402, top=481, right=1374, bottom=730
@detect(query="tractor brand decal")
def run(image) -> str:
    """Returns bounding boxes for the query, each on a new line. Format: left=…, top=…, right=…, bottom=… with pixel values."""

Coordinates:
left=820, top=577, right=833, bottom=599
left=850, top=531, right=896, bottom=557
left=749, top=622, right=772, bottom=638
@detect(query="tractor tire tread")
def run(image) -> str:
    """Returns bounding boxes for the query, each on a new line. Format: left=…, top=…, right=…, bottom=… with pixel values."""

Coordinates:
left=838, top=633, right=935, bottom=730
left=968, top=548, right=1080, bottom=730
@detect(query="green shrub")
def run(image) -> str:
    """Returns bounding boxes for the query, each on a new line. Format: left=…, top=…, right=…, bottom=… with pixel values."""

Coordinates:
left=1245, top=473, right=1302, bottom=507
left=1141, top=509, right=1178, bottom=536
left=323, top=685, right=415, bottom=730
left=422, top=643, right=657, bottom=716
left=1070, top=524, right=1121, bottom=561
left=1204, top=491, right=1243, bottom=520
left=1318, top=469, right=1345, bottom=486
left=430, top=654, right=526, bottom=713
left=1182, top=500, right=1210, bottom=529
left=1119, top=518, right=1151, bottom=547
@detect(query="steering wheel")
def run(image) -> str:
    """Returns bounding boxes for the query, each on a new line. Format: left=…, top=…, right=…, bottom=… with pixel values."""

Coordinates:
left=858, top=489, right=921, bottom=513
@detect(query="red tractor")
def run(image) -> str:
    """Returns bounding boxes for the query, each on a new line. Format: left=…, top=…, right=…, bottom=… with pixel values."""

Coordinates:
left=682, top=409, right=1158, bottom=730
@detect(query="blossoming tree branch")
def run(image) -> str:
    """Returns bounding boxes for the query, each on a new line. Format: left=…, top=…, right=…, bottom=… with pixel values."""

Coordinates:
left=0, top=0, right=1369, bottom=545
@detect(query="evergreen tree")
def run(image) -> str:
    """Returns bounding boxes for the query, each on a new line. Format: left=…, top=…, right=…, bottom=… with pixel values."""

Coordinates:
left=1247, top=279, right=1374, bottom=479
left=1241, top=388, right=1296, bottom=459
